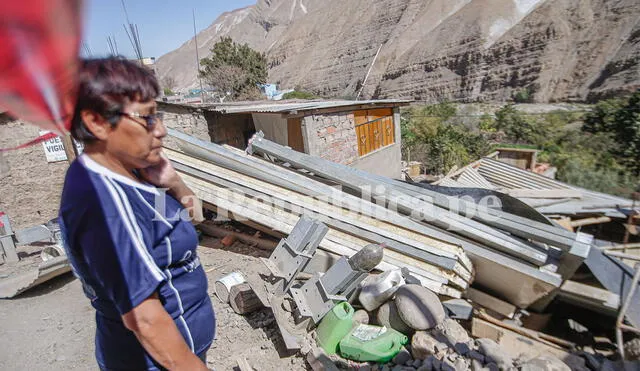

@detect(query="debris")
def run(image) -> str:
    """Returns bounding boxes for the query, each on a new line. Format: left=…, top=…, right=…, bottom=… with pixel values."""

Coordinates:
left=236, top=357, right=254, bottom=371
left=359, top=269, right=405, bottom=311
left=316, top=302, right=355, bottom=355
left=306, top=347, right=340, bottom=371
left=475, top=338, right=514, bottom=369
left=260, top=215, right=328, bottom=292
left=394, top=284, right=445, bottom=330
left=376, top=301, right=414, bottom=336
left=199, top=223, right=278, bottom=251
left=229, top=283, right=263, bottom=315
left=292, top=244, right=383, bottom=323
left=221, top=234, right=237, bottom=247
left=436, top=318, right=471, bottom=345
left=625, top=338, right=640, bottom=361
left=472, top=318, right=586, bottom=370
left=519, top=355, right=571, bottom=371
left=214, top=272, right=246, bottom=303
left=463, top=287, right=516, bottom=319
left=392, top=347, right=412, bottom=365
left=442, top=298, right=473, bottom=320
left=411, top=331, right=438, bottom=360
left=0, top=256, right=71, bottom=298
left=339, top=324, right=408, bottom=363
left=353, top=310, right=370, bottom=325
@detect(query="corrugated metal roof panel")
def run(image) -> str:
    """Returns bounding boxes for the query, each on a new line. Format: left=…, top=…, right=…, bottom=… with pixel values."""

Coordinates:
left=201, top=99, right=411, bottom=114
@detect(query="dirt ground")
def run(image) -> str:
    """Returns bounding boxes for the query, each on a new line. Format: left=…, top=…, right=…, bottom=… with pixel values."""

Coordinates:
left=0, top=236, right=310, bottom=371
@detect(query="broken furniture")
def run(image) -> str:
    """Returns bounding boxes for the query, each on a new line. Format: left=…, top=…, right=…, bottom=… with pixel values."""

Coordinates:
left=261, top=215, right=328, bottom=292
left=291, top=243, right=383, bottom=323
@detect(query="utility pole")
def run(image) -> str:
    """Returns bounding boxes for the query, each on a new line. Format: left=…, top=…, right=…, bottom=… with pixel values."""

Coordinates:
left=193, top=9, right=204, bottom=103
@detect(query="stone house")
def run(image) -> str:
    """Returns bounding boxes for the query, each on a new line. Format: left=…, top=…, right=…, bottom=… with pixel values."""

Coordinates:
left=158, top=99, right=409, bottom=179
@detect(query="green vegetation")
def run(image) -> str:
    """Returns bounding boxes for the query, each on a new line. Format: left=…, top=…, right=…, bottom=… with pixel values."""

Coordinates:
left=402, top=93, right=640, bottom=197
left=163, top=87, right=175, bottom=96
left=401, top=103, right=491, bottom=175
left=282, top=90, right=318, bottom=100
left=199, top=37, right=268, bottom=100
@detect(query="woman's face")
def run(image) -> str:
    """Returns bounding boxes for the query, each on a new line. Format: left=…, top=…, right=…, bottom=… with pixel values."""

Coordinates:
left=105, top=99, right=166, bottom=169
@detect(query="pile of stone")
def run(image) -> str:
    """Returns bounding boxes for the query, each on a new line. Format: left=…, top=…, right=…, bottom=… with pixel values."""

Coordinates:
left=323, top=279, right=578, bottom=371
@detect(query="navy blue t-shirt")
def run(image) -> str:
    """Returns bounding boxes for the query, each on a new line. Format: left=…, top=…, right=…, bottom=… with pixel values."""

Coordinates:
left=59, top=154, right=215, bottom=370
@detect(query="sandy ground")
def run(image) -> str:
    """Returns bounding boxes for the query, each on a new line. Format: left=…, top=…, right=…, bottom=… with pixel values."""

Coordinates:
left=0, top=236, right=310, bottom=371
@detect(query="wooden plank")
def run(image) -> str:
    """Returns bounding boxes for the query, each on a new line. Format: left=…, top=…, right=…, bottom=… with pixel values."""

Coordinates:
left=168, top=149, right=466, bottom=262
left=569, top=216, right=612, bottom=228
left=559, top=280, right=619, bottom=310
left=471, top=318, right=587, bottom=369
left=464, top=287, right=516, bottom=319
left=287, top=118, right=305, bottom=153
left=182, top=174, right=461, bottom=297
left=170, top=155, right=472, bottom=284
left=168, top=133, right=475, bottom=270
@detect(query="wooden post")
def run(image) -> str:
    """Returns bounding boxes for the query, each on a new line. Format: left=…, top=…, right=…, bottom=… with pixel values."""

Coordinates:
left=61, top=134, right=77, bottom=163
left=229, top=283, right=263, bottom=315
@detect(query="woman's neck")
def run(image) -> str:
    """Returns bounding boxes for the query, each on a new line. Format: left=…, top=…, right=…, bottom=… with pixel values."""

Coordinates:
left=83, top=147, right=139, bottom=182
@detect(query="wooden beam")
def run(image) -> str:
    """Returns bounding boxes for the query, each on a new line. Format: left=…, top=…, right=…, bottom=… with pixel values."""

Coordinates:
left=570, top=216, right=612, bottom=228
left=464, top=287, right=516, bottom=319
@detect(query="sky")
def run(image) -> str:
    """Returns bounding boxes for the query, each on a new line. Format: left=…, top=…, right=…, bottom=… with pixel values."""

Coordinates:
left=82, top=0, right=256, bottom=59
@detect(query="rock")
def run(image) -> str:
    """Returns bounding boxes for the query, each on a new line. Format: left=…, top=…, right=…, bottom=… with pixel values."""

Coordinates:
left=468, top=350, right=485, bottom=363
left=485, top=363, right=499, bottom=371
left=520, top=355, right=571, bottom=371
left=430, top=356, right=442, bottom=371
left=417, top=365, right=432, bottom=371
left=412, top=359, right=423, bottom=368
left=381, top=365, right=390, bottom=371
left=453, top=342, right=470, bottom=355
left=471, top=359, right=484, bottom=371
left=412, top=331, right=438, bottom=360
left=354, top=309, right=370, bottom=325
left=377, top=301, right=414, bottom=335
left=442, top=299, right=473, bottom=320
left=392, top=347, right=412, bottom=365
left=476, top=338, right=513, bottom=368
left=360, top=365, right=372, bottom=371
left=437, top=318, right=470, bottom=345
left=405, top=359, right=414, bottom=366
left=441, top=358, right=456, bottom=371
left=454, top=358, right=468, bottom=371
left=395, top=284, right=446, bottom=330
left=625, top=338, right=640, bottom=361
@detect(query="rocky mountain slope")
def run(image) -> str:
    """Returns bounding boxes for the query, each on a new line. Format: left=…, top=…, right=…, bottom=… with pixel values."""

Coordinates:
left=156, top=0, right=640, bottom=102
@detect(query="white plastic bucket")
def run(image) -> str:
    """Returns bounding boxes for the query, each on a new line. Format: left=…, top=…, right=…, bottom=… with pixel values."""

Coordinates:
left=214, top=272, right=246, bottom=303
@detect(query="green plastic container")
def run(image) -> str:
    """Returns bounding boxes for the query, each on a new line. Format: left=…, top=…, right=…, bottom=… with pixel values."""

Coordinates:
left=316, top=302, right=355, bottom=355
left=338, top=324, right=408, bottom=363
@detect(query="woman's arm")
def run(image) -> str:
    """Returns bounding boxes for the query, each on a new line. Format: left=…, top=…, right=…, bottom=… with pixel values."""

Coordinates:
left=122, top=293, right=208, bottom=371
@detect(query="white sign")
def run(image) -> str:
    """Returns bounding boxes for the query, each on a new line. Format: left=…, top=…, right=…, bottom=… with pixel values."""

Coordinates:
left=40, top=131, right=68, bottom=162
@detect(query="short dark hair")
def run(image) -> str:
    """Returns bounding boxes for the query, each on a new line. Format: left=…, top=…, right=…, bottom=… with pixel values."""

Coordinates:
left=70, top=57, right=160, bottom=142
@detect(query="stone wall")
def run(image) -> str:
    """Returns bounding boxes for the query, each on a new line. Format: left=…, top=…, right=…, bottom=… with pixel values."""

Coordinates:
left=302, top=112, right=359, bottom=165
left=157, top=102, right=211, bottom=151
left=0, top=114, right=69, bottom=230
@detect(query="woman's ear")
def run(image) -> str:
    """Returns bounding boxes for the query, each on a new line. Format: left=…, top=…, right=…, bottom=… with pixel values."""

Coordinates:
left=80, top=110, right=112, bottom=140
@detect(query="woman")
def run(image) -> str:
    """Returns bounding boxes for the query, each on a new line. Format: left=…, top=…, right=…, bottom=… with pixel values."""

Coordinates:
left=59, top=57, right=214, bottom=370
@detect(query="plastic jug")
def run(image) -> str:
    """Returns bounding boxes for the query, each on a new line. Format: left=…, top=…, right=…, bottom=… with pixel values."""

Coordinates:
left=339, top=324, right=408, bottom=363
left=316, top=302, right=355, bottom=355
left=359, top=269, right=405, bottom=311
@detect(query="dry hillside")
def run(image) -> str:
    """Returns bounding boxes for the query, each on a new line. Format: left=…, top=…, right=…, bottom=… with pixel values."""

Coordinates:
left=156, top=0, right=640, bottom=102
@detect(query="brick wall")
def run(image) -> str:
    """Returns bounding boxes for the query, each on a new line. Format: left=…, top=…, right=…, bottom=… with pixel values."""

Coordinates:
left=302, top=112, right=359, bottom=165
left=0, top=114, right=69, bottom=230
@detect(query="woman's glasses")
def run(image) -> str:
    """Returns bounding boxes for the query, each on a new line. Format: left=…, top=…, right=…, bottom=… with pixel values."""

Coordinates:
left=117, top=111, right=164, bottom=130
